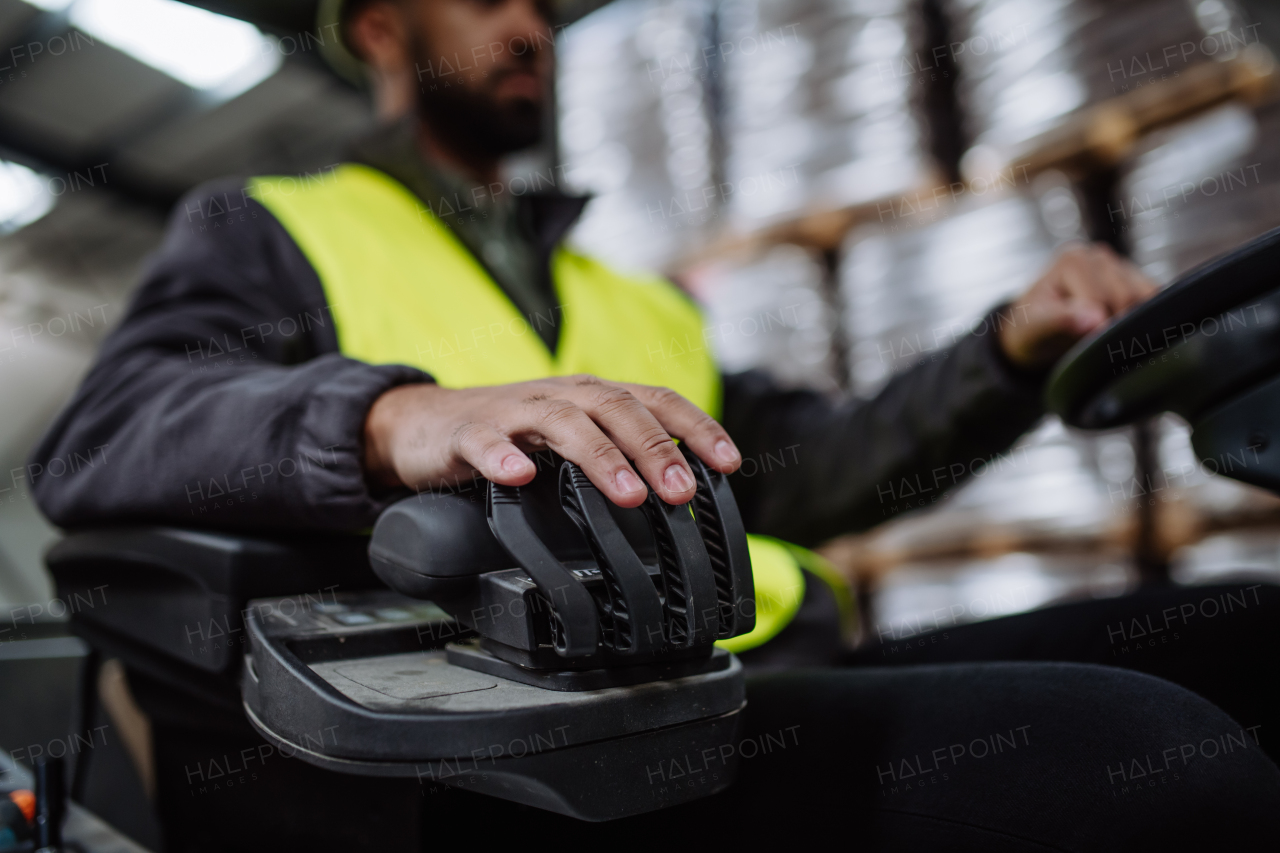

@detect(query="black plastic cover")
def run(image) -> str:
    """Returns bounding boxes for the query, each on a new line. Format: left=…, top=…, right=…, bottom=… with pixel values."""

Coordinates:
left=240, top=589, right=746, bottom=820
left=1190, top=372, right=1280, bottom=492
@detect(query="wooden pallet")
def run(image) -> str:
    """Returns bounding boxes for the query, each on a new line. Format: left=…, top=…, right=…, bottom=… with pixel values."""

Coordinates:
left=669, top=168, right=947, bottom=271
left=673, top=46, right=1278, bottom=271
left=980, top=44, right=1278, bottom=183
left=819, top=484, right=1280, bottom=584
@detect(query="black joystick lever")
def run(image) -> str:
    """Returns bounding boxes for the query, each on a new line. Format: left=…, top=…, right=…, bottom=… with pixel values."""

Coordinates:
left=487, top=482, right=599, bottom=657
left=484, top=454, right=758, bottom=662
left=679, top=444, right=756, bottom=639
left=372, top=448, right=756, bottom=669
left=639, top=473, right=720, bottom=649
left=559, top=462, right=666, bottom=654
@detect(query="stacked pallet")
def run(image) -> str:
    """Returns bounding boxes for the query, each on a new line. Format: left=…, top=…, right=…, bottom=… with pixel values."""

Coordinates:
left=557, top=0, right=717, bottom=272
left=718, top=0, right=934, bottom=229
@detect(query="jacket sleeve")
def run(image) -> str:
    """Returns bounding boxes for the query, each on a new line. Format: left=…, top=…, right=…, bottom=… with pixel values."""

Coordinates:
left=720, top=317, right=1047, bottom=547
left=28, top=180, right=428, bottom=532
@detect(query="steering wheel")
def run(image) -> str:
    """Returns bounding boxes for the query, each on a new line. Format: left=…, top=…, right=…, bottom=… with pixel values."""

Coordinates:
left=1046, top=225, right=1280, bottom=430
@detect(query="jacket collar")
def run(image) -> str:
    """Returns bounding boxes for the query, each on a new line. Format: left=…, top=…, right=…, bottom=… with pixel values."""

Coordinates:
left=345, top=117, right=589, bottom=254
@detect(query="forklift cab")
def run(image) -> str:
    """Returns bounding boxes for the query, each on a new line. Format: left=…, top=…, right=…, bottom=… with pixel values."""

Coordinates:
left=46, top=447, right=754, bottom=822
left=44, top=224, right=1280, bottom=830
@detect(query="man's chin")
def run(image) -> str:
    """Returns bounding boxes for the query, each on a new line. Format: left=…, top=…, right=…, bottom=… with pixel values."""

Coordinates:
left=415, top=91, right=543, bottom=157
left=495, top=124, right=545, bottom=155
left=482, top=101, right=545, bottom=154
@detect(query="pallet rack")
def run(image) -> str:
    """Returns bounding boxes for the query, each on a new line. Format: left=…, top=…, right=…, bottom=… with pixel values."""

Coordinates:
left=678, top=44, right=1280, bottom=608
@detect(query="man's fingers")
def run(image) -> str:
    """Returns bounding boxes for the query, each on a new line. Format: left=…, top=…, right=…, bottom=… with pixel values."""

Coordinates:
left=567, top=380, right=698, bottom=504
left=451, top=421, right=535, bottom=485
left=376, top=381, right=737, bottom=503
left=1088, top=245, right=1155, bottom=316
left=1023, top=298, right=1098, bottom=339
left=1055, top=246, right=1121, bottom=316
left=440, top=379, right=738, bottom=508
left=1087, top=247, right=1135, bottom=315
left=1003, top=243, right=1157, bottom=369
left=1118, top=255, right=1159, bottom=307
left=521, top=396, right=652, bottom=507
left=622, top=382, right=742, bottom=475
left=1054, top=245, right=1156, bottom=320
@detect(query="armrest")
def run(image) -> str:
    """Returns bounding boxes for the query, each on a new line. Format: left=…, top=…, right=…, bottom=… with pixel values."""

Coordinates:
left=47, top=527, right=379, bottom=675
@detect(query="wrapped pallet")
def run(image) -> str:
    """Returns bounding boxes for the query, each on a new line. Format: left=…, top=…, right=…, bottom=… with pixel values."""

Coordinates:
left=718, top=0, right=936, bottom=228
left=949, top=0, right=1253, bottom=174
left=557, top=0, right=718, bottom=272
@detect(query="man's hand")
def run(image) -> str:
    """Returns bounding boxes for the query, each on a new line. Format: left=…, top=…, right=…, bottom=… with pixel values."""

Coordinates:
left=363, top=376, right=742, bottom=507
left=1000, top=243, right=1157, bottom=371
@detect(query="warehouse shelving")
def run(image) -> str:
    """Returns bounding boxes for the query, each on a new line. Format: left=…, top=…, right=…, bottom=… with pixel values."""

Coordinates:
left=682, top=40, right=1280, bottom=608
left=674, top=46, right=1278, bottom=271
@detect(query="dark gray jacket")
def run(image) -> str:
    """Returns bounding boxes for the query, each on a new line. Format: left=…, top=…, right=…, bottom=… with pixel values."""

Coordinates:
left=29, top=169, right=1046, bottom=548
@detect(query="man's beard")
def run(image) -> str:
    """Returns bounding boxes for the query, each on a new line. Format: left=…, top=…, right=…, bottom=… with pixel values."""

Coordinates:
left=412, top=39, right=545, bottom=158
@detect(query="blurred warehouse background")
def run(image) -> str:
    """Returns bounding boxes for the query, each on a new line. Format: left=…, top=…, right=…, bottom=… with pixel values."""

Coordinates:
left=4, top=0, right=1280, bottom=650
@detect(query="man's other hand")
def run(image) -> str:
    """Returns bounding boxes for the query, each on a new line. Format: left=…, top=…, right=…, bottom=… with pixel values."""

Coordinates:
left=1000, top=243, right=1157, bottom=371
left=363, top=376, right=742, bottom=506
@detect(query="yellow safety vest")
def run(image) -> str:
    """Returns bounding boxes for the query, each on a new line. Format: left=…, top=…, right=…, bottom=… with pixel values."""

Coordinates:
left=250, top=164, right=850, bottom=652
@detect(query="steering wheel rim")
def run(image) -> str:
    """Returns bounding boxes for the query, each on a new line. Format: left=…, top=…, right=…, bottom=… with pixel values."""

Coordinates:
left=1046, top=225, right=1280, bottom=429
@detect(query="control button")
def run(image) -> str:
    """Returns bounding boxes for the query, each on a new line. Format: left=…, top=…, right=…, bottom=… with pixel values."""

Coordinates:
left=374, top=608, right=413, bottom=622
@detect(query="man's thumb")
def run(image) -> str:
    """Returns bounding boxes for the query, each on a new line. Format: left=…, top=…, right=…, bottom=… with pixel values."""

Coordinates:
left=1023, top=299, right=1106, bottom=338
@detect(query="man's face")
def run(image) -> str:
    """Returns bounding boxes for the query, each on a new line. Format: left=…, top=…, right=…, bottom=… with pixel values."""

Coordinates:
left=409, top=0, right=554, bottom=156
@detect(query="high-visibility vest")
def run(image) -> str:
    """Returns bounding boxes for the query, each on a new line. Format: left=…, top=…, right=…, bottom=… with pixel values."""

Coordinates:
left=251, top=164, right=851, bottom=652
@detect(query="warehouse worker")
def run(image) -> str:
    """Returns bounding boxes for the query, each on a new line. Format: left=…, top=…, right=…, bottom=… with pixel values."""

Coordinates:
left=29, top=0, right=1280, bottom=849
